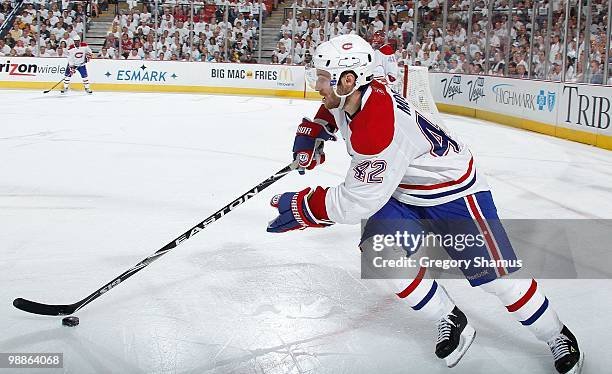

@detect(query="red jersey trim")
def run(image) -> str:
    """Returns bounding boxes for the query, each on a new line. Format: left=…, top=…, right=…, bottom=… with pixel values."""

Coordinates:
left=349, top=80, right=395, bottom=156
left=307, top=186, right=329, bottom=221
left=314, top=104, right=337, bottom=131
left=398, top=157, right=474, bottom=191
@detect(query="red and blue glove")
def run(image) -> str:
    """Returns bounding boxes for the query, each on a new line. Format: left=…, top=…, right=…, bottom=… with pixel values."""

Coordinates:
left=293, top=118, right=337, bottom=175
left=267, top=187, right=333, bottom=233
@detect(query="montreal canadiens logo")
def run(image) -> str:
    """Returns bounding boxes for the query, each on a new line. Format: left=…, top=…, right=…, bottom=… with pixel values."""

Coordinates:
left=341, top=43, right=353, bottom=50
left=298, top=153, right=309, bottom=163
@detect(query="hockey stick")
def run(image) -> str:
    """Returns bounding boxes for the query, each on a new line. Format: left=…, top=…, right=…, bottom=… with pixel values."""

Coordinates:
left=43, top=78, right=65, bottom=94
left=43, top=63, right=86, bottom=94
left=13, top=161, right=298, bottom=316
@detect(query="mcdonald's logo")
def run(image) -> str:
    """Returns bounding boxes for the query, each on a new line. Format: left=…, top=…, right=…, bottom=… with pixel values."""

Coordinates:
left=278, top=67, right=293, bottom=83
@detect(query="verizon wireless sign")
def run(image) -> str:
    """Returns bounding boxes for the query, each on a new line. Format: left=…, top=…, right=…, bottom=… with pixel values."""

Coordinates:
left=0, top=57, right=67, bottom=78
left=430, top=72, right=612, bottom=146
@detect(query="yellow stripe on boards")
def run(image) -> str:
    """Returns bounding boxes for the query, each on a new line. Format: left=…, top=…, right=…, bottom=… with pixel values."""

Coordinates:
left=555, top=126, right=598, bottom=146
left=0, top=81, right=304, bottom=98
left=2, top=81, right=610, bottom=151
left=437, top=103, right=610, bottom=151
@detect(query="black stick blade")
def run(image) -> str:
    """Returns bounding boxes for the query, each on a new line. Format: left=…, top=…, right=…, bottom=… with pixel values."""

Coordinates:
left=13, top=298, right=76, bottom=316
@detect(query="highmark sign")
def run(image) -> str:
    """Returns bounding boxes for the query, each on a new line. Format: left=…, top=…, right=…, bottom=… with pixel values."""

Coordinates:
left=430, top=72, right=612, bottom=150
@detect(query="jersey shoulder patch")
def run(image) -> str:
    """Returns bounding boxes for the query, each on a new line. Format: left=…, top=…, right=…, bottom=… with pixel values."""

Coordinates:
left=379, top=44, right=394, bottom=55
left=349, top=80, right=394, bottom=156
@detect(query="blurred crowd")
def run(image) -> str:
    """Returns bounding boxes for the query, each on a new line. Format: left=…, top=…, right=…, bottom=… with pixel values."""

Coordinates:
left=0, top=0, right=96, bottom=58
left=99, top=1, right=266, bottom=62
left=273, top=0, right=611, bottom=84
left=1, top=0, right=611, bottom=84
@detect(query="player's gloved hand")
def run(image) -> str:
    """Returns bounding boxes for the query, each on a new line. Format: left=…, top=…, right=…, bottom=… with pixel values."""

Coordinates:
left=267, top=187, right=333, bottom=233
left=68, top=66, right=76, bottom=76
left=293, top=118, right=336, bottom=175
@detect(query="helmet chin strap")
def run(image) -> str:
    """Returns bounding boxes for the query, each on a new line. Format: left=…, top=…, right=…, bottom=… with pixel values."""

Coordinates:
left=337, top=95, right=347, bottom=110
left=332, top=85, right=358, bottom=99
left=332, top=84, right=358, bottom=108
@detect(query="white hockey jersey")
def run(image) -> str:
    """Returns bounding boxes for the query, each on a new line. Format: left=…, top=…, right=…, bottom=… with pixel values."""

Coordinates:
left=372, top=44, right=398, bottom=83
left=66, top=42, right=92, bottom=67
left=307, top=80, right=489, bottom=225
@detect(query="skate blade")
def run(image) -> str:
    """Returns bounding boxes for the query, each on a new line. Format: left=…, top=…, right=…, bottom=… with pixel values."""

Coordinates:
left=445, top=324, right=476, bottom=368
left=566, top=351, right=584, bottom=374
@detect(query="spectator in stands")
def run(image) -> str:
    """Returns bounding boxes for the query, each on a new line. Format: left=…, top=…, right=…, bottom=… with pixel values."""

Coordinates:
left=507, top=61, right=518, bottom=77
left=0, top=39, right=10, bottom=56
left=240, top=50, right=257, bottom=63
left=14, top=40, right=26, bottom=56
left=9, top=24, right=22, bottom=41
left=274, top=43, right=290, bottom=64
left=38, top=45, right=51, bottom=57
left=159, top=45, right=172, bottom=60
left=371, top=15, right=384, bottom=32
left=127, top=48, right=141, bottom=60
left=120, top=33, right=133, bottom=59
left=97, top=46, right=115, bottom=59
left=516, top=63, right=528, bottom=78
left=589, top=60, right=603, bottom=85
left=549, top=62, right=563, bottom=81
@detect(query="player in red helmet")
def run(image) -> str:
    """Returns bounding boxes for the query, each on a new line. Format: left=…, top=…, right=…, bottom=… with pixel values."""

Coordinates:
left=371, top=30, right=398, bottom=87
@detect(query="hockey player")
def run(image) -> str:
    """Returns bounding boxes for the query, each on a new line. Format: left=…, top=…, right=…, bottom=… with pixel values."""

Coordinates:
left=371, top=30, right=398, bottom=86
left=267, top=34, right=583, bottom=373
left=62, top=35, right=93, bottom=94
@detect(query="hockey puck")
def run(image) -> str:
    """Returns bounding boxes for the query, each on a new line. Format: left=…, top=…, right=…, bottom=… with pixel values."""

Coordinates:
left=62, top=316, right=79, bottom=327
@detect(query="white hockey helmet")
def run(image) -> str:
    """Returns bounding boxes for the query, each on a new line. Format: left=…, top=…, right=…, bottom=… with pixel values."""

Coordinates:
left=311, top=34, right=375, bottom=98
left=73, top=34, right=80, bottom=46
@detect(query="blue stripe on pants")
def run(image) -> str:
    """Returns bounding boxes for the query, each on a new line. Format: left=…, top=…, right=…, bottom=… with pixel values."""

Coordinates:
left=412, top=281, right=438, bottom=310
left=521, top=298, right=549, bottom=326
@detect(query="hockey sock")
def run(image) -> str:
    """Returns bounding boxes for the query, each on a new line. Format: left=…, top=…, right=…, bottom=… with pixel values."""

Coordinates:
left=395, top=267, right=455, bottom=322
left=480, top=278, right=563, bottom=342
left=83, top=78, right=90, bottom=89
left=63, top=77, right=70, bottom=89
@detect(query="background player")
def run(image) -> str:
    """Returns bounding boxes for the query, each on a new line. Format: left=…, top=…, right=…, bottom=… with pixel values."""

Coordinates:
left=62, top=35, right=93, bottom=94
left=371, top=30, right=398, bottom=87
left=267, top=35, right=583, bottom=374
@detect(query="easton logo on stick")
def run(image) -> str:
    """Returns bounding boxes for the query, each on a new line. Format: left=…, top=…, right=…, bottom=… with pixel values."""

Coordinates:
left=11, top=163, right=295, bottom=316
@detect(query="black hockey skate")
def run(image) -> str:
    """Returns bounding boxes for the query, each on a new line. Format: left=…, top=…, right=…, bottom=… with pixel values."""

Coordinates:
left=435, top=306, right=476, bottom=367
left=85, top=88, right=93, bottom=94
left=547, top=325, right=584, bottom=374
left=61, top=87, right=68, bottom=94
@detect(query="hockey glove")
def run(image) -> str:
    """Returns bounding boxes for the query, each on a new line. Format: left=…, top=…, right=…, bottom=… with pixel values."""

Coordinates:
left=68, top=66, right=76, bottom=76
left=293, top=118, right=336, bottom=175
left=267, top=187, right=333, bottom=233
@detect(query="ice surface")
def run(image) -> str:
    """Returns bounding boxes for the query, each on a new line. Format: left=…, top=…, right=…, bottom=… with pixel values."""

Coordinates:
left=0, top=90, right=610, bottom=374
